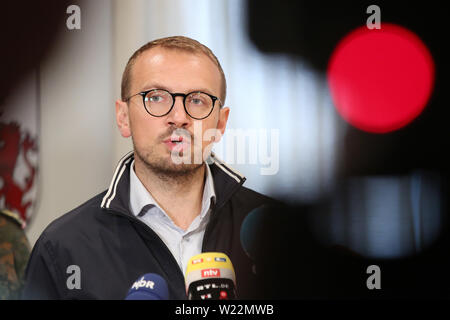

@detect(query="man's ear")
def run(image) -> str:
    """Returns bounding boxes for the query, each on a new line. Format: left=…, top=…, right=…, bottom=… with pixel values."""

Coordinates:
left=215, top=106, right=230, bottom=142
left=116, top=100, right=131, bottom=138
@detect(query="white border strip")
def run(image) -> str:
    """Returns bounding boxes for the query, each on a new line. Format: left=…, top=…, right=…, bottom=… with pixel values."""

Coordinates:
left=101, top=151, right=134, bottom=208
left=210, top=153, right=245, bottom=183
left=105, top=157, right=133, bottom=208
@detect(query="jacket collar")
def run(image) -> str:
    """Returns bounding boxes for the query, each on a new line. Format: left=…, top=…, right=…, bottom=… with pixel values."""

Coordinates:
left=100, top=151, right=246, bottom=215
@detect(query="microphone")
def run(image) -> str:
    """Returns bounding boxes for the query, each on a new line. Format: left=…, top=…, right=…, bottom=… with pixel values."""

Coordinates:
left=240, top=205, right=272, bottom=263
left=125, top=273, right=169, bottom=300
left=185, top=252, right=236, bottom=300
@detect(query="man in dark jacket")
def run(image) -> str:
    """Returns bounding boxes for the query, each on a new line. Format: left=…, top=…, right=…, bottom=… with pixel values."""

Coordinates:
left=22, top=36, right=273, bottom=299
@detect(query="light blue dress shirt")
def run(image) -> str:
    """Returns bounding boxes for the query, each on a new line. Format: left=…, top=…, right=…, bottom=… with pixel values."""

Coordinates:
left=129, top=160, right=216, bottom=276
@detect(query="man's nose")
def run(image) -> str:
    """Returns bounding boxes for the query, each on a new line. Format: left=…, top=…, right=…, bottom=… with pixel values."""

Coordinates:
left=166, top=96, right=191, bottom=127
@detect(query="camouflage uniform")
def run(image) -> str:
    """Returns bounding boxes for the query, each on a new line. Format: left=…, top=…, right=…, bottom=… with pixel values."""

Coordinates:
left=0, top=209, right=31, bottom=300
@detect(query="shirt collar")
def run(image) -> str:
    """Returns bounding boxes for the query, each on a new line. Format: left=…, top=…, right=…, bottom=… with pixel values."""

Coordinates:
left=129, top=160, right=216, bottom=219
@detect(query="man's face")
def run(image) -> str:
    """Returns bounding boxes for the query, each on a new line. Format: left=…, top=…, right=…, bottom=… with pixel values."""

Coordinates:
left=116, top=47, right=229, bottom=175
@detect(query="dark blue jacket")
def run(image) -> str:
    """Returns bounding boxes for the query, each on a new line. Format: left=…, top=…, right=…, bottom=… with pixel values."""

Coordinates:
left=22, top=152, right=272, bottom=299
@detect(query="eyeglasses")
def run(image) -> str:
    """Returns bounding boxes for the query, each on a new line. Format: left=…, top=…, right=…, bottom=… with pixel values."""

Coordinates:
left=125, top=88, right=222, bottom=120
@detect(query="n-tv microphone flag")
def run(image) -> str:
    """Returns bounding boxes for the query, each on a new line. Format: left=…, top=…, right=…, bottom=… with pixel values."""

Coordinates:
left=185, top=252, right=236, bottom=300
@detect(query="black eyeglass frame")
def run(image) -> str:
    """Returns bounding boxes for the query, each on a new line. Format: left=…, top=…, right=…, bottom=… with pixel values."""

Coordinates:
left=125, top=88, right=222, bottom=120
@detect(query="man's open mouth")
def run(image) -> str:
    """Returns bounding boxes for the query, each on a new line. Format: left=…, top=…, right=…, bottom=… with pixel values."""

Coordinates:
left=166, top=132, right=192, bottom=144
left=164, top=137, right=189, bottom=144
left=170, top=136, right=184, bottom=144
left=162, top=133, right=192, bottom=151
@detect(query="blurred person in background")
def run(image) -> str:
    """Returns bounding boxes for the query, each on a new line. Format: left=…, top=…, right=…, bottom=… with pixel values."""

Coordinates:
left=0, top=209, right=30, bottom=300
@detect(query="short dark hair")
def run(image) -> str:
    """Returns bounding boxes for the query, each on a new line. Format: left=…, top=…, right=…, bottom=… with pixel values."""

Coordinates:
left=121, top=36, right=227, bottom=104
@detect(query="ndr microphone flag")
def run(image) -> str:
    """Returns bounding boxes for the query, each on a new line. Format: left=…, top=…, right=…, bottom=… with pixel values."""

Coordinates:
left=185, top=252, right=236, bottom=300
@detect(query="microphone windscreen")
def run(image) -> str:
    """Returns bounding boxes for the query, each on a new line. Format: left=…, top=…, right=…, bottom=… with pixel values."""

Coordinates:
left=125, top=273, right=169, bottom=300
left=240, top=205, right=272, bottom=259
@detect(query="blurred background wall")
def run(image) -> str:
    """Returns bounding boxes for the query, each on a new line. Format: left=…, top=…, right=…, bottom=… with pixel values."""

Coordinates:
left=25, top=0, right=115, bottom=245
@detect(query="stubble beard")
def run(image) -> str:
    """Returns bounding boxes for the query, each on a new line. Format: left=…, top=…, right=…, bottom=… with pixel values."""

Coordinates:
left=133, top=140, right=204, bottom=183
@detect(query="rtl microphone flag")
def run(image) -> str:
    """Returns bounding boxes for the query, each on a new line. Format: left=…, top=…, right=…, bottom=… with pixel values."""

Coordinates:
left=125, top=273, right=169, bottom=300
left=185, top=252, right=236, bottom=300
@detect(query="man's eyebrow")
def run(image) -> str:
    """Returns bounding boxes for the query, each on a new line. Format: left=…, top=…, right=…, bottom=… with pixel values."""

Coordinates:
left=139, top=83, right=170, bottom=92
left=139, top=83, right=216, bottom=96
